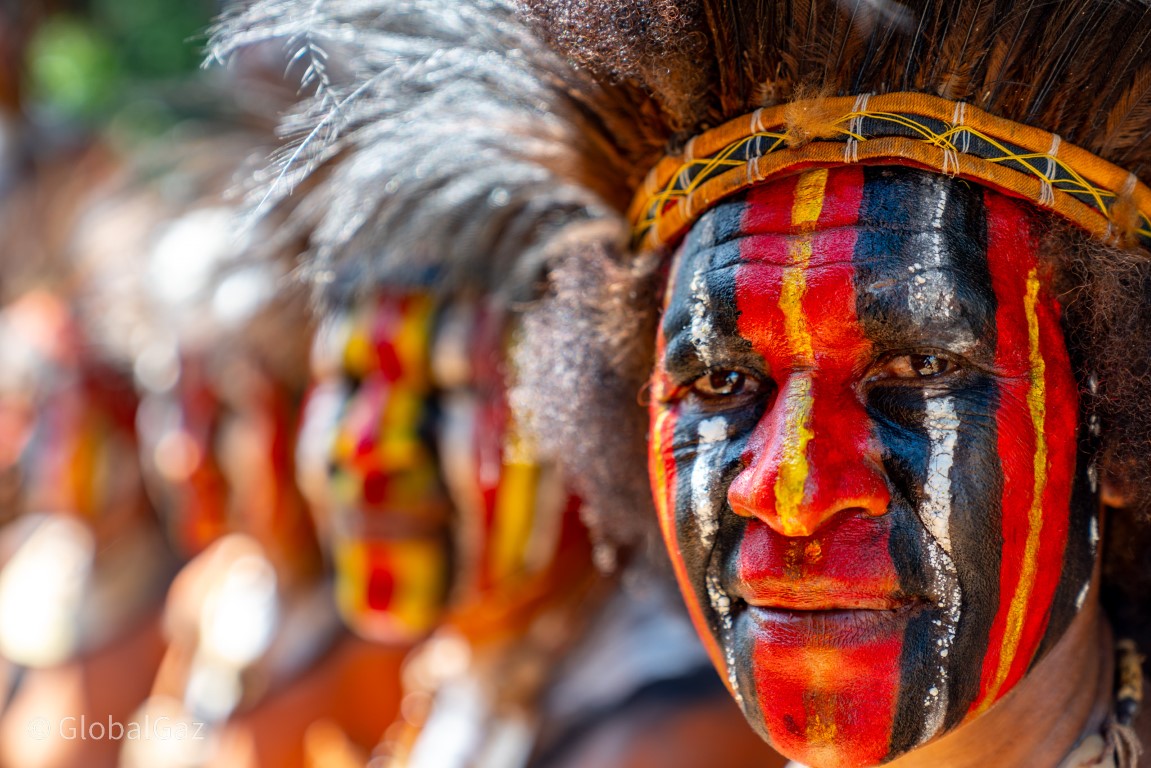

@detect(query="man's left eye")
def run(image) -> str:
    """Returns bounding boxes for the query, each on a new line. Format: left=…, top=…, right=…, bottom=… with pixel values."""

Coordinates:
left=880, top=353, right=954, bottom=379
left=691, top=369, right=761, bottom=398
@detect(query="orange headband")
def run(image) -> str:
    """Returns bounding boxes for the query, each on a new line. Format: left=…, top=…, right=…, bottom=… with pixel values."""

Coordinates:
left=628, top=91, right=1151, bottom=253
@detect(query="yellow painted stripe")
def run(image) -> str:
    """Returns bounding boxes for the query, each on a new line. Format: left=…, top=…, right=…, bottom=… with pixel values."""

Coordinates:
left=489, top=425, right=540, bottom=581
left=343, top=314, right=375, bottom=377
left=781, top=242, right=815, bottom=362
left=378, top=389, right=424, bottom=466
left=774, top=377, right=816, bottom=536
left=980, top=268, right=1048, bottom=711
left=773, top=169, right=827, bottom=536
left=392, top=539, right=447, bottom=633
left=790, top=168, right=829, bottom=228
left=394, top=295, right=433, bottom=390
left=333, top=539, right=366, bottom=622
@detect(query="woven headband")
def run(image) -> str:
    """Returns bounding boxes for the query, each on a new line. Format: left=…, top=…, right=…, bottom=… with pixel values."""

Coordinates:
left=628, top=91, right=1151, bottom=253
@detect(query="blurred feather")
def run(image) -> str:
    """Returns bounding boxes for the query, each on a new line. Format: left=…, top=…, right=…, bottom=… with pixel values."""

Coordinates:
left=211, top=0, right=628, bottom=304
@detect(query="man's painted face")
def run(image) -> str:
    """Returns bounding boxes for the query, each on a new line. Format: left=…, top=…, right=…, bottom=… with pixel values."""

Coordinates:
left=649, top=167, right=1099, bottom=767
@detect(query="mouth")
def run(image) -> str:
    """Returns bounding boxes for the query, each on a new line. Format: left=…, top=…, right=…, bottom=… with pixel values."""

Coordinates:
left=740, top=586, right=911, bottom=612
left=731, top=593, right=928, bottom=648
left=731, top=571, right=920, bottom=609
left=724, top=576, right=930, bottom=647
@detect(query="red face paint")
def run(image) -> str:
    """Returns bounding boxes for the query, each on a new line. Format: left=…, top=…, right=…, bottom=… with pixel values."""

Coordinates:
left=971, top=191, right=1080, bottom=716
left=649, top=166, right=1094, bottom=765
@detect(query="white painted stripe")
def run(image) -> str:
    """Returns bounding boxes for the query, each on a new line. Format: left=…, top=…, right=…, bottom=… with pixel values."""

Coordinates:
left=919, top=392, right=965, bottom=739
left=689, top=262, right=716, bottom=367
left=922, top=395, right=959, bottom=555
left=906, top=181, right=974, bottom=351
left=707, top=569, right=743, bottom=708
left=922, top=529, right=962, bottom=742
left=1075, top=581, right=1090, bottom=611
left=692, top=417, right=729, bottom=548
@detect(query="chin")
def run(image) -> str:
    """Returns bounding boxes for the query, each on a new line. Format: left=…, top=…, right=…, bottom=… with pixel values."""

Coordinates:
left=720, top=600, right=952, bottom=768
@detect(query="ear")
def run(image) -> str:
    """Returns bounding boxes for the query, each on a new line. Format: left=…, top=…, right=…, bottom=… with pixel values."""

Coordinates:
left=1096, top=449, right=1135, bottom=508
left=1101, top=474, right=1132, bottom=508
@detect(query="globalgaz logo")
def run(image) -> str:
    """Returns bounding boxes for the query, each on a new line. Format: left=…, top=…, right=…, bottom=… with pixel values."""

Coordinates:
left=25, top=715, right=208, bottom=741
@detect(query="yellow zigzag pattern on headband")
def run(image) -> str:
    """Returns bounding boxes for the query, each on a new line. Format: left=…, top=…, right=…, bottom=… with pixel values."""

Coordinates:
left=628, top=92, right=1151, bottom=253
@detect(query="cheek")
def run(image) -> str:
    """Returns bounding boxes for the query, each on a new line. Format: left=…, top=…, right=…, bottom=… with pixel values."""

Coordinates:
left=649, top=391, right=727, bottom=672
left=966, top=200, right=1084, bottom=716
left=649, top=323, right=764, bottom=684
left=649, top=406, right=714, bottom=605
left=648, top=366, right=682, bottom=559
left=968, top=315, right=1080, bottom=714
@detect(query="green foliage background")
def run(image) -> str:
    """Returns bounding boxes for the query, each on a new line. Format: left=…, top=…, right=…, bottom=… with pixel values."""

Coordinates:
left=25, top=0, right=216, bottom=128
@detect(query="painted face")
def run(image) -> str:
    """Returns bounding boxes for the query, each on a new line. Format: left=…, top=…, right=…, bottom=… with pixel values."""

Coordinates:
left=300, top=295, right=451, bottom=643
left=649, top=166, right=1099, bottom=767
left=140, top=346, right=319, bottom=573
left=0, top=291, right=147, bottom=536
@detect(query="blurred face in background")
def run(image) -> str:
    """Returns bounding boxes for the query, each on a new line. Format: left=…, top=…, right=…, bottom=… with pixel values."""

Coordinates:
left=297, top=295, right=451, bottom=643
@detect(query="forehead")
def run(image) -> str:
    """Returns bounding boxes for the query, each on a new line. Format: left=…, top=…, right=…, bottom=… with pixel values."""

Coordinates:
left=663, top=166, right=1040, bottom=355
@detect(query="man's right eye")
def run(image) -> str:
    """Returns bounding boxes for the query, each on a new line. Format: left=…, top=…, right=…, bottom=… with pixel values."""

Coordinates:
left=691, top=369, right=761, bottom=398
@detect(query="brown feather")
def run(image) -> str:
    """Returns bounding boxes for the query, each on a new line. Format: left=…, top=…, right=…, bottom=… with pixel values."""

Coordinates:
left=523, top=0, right=1151, bottom=179
left=1102, top=64, right=1151, bottom=157
left=977, top=1, right=1033, bottom=110
left=910, top=1, right=947, bottom=91
left=934, top=0, right=996, bottom=100
left=787, top=0, right=818, bottom=84
left=700, top=0, right=740, bottom=115
left=1025, top=2, right=1106, bottom=127
left=1083, top=15, right=1151, bottom=144
left=829, top=1, right=873, bottom=95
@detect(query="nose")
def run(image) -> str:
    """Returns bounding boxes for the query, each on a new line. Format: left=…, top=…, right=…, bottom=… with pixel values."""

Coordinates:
left=728, top=373, right=890, bottom=536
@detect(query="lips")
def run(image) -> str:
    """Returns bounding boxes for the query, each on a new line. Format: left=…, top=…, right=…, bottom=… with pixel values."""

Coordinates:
left=734, top=577, right=911, bottom=611
left=726, top=570, right=926, bottom=645
left=738, top=603, right=925, bottom=649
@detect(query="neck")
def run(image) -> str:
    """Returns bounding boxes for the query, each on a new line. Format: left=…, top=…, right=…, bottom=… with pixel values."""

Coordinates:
left=887, top=595, right=1112, bottom=768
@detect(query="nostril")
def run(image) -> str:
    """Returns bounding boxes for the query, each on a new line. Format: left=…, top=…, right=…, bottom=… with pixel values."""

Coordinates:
left=728, top=495, right=761, bottom=520
left=858, top=502, right=889, bottom=518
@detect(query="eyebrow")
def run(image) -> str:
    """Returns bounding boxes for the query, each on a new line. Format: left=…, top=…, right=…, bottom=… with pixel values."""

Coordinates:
left=852, top=243, right=997, bottom=358
left=661, top=251, right=758, bottom=374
